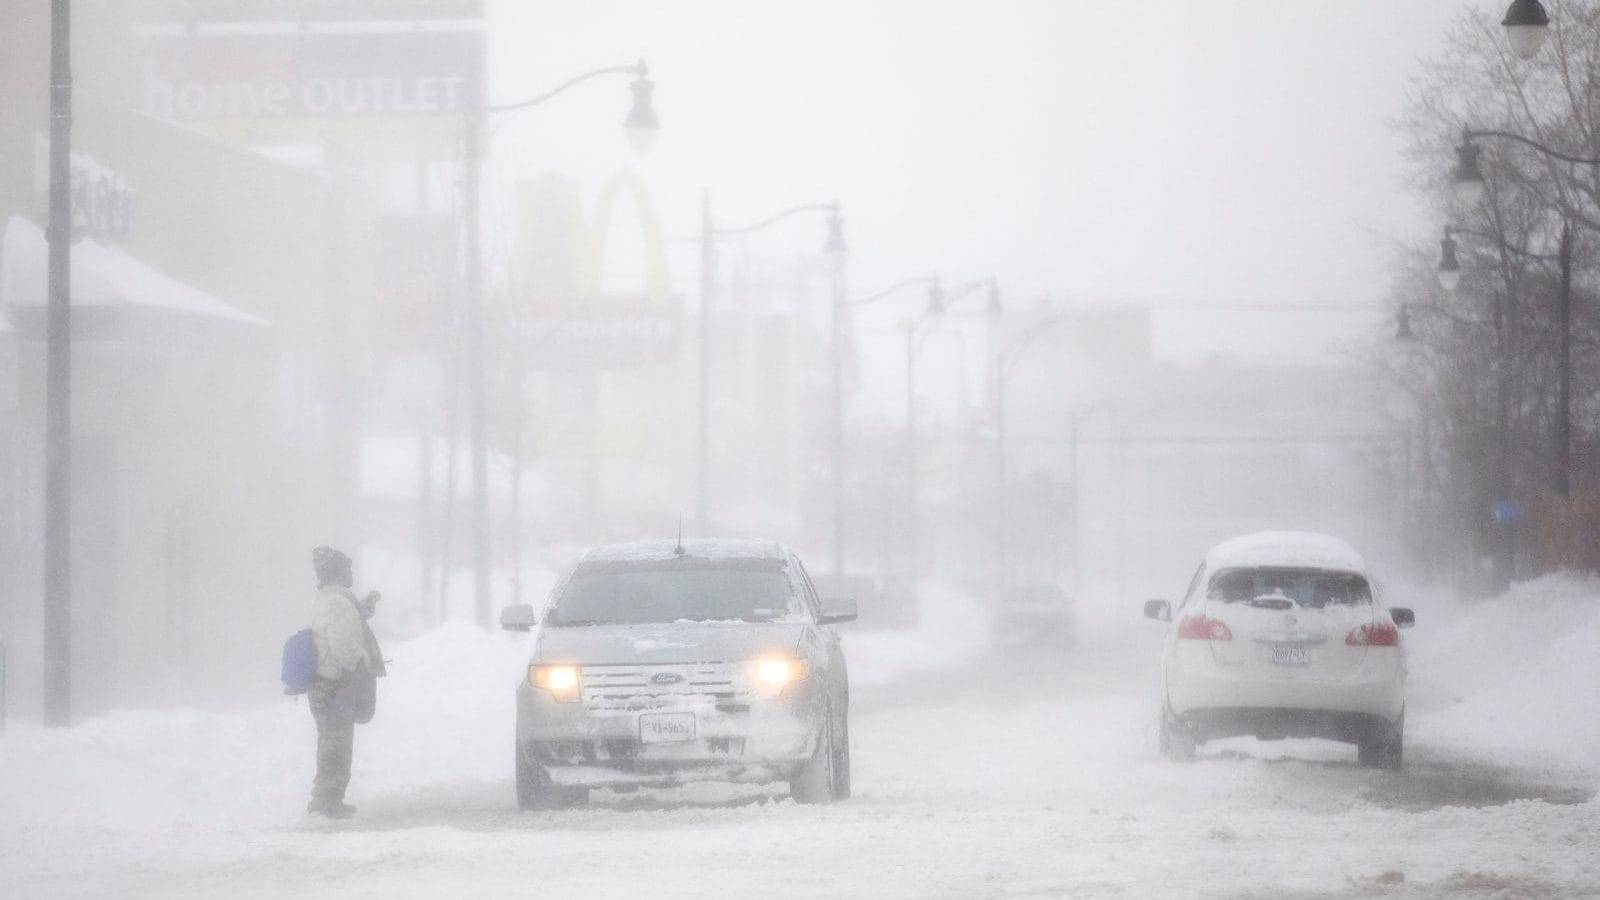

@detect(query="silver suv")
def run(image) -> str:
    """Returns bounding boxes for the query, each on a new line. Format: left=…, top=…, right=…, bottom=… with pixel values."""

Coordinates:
left=499, top=539, right=856, bottom=808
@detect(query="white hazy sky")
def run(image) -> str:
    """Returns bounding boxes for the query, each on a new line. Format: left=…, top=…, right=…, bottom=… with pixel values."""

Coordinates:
left=483, top=1, right=1475, bottom=364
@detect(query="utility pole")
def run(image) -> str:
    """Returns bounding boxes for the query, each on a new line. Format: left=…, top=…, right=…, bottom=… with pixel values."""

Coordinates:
left=43, top=0, right=73, bottom=727
left=904, top=324, right=918, bottom=596
left=463, top=111, right=492, bottom=628
left=696, top=192, right=715, bottom=531
left=1070, top=411, right=1082, bottom=600
left=830, top=225, right=847, bottom=577
left=993, top=364, right=1007, bottom=606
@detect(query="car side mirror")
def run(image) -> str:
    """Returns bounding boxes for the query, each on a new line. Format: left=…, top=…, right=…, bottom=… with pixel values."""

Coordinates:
left=1144, top=599, right=1172, bottom=622
left=818, top=596, right=858, bottom=626
left=1389, top=607, right=1415, bottom=629
left=500, top=604, right=537, bottom=632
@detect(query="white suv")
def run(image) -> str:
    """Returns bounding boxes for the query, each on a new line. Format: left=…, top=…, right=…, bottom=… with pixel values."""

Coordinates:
left=1144, top=532, right=1414, bottom=768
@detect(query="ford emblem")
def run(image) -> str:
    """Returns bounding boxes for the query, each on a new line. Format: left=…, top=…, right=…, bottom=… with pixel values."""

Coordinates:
left=650, top=672, right=684, bottom=685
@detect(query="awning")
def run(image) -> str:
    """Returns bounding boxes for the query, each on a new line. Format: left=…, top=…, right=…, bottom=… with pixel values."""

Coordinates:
left=0, top=216, right=266, bottom=326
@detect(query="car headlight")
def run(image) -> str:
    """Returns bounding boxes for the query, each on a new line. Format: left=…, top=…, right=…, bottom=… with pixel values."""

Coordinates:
left=528, top=664, right=581, bottom=702
left=754, top=656, right=810, bottom=693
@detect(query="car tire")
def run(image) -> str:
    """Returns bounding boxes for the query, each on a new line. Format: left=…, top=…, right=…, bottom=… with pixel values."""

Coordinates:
left=829, top=699, right=852, bottom=801
left=515, top=741, right=562, bottom=811
left=791, top=703, right=837, bottom=805
left=1159, top=708, right=1197, bottom=763
left=1358, top=710, right=1404, bottom=771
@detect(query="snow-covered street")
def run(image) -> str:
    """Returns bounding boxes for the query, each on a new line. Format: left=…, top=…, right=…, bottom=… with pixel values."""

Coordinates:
left=3, top=578, right=1598, bottom=899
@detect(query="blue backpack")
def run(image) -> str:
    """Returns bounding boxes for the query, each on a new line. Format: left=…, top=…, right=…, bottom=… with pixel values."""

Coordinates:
left=281, top=629, right=317, bottom=695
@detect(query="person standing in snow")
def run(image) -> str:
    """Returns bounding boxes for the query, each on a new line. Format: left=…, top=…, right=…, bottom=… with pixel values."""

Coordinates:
left=306, top=546, right=385, bottom=818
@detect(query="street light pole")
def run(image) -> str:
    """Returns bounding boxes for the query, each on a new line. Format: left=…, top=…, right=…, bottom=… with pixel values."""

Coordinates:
left=695, top=200, right=842, bottom=533
left=901, top=278, right=993, bottom=598
left=1556, top=221, right=1573, bottom=497
left=43, top=0, right=73, bottom=727
left=461, top=61, right=655, bottom=627
left=696, top=192, right=715, bottom=531
left=994, top=362, right=1008, bottom=608
left=847, top=275, right=944, bottom=585
left=992, top=313, right=1070, bottom=605
left=826, top=208, right=848, bottom=576
left=463, top=106, right=491, bottom=630
left=1068, top=402, right=1115, bottom=601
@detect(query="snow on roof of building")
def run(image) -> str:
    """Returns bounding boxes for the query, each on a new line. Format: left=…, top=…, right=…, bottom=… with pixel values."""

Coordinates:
left=581, top=538, right=788, bottom=565
left=0, top=216, right=266, bottom=326
left=1204, top=530, right=1367, bottom=574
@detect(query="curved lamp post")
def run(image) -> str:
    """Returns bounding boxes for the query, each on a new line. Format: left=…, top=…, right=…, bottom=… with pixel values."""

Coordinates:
left=1502, top=0, right=1552, bottom=61
left=846, top=275, right=997, bottom=602
left=992, top=313, right=1070, bottom=607
left=695, top=199, right=843, bottom=531
left=463, top=60, right=658, bottom=626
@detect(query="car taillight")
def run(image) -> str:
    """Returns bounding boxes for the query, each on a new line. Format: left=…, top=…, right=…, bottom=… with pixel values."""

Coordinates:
left=1346, top=622, right=1399, bottom=646
left=1177, top=614, right=1232, bottom=641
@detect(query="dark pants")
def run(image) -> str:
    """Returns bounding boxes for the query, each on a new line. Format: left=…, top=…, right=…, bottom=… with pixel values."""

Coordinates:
left=309, top=681, right=355, bottom=805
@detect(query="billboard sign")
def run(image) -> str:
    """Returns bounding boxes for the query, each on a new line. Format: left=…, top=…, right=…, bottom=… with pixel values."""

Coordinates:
left=141, top=31, right=482, bottom=121
left=518, top=296, right=681, bottom=371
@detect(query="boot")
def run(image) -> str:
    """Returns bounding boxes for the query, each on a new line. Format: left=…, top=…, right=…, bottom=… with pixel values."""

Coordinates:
left=307, top=797, right=357, bottom=819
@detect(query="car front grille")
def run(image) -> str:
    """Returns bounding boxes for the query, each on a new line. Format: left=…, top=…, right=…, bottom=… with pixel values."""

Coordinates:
left=580, top=662, right=742, bottom=706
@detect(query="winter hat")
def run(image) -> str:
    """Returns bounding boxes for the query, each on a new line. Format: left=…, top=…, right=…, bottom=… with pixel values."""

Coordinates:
left=312, top=545, right=353, bottom=588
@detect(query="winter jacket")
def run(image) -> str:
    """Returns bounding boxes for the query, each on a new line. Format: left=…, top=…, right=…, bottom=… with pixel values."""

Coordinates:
left=310, top=587, right=379, bottom=681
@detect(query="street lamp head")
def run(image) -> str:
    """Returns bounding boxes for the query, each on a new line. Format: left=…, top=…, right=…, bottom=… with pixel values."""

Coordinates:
left=927, top=282, right=945, bottom=316
left=624, top=62, right=660, bottom=155
left=1395, top=306, right=1416, bottom=342
left=825, top=206, right=848, bottom=265
left=1450, top=140, right=1487, bottom=208
left=1436, top=233, right=1462, bottom=292
left=1503, top=0, right=1551, bottom=60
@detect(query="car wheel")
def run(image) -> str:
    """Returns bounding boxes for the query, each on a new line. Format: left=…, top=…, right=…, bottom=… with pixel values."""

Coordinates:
left=515, top=741, right=562, bottom=811
left=829, top=700, right=852, bottom=801
left=1358, top=710, right=1404, bottom=771
left=1159, top=708, right=1197, bottom=763
left=791, top=703, right=836, bottom=805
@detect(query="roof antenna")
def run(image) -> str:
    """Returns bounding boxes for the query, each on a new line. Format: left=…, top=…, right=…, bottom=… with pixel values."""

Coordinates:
left=674, top=511, right=686, bottom=556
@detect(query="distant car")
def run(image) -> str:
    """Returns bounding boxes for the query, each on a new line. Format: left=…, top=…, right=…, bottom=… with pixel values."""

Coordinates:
left=1143, top=531, right=1414, bottom=768
left=500, top=539, right=856, bottom=808
left=992, top=583, right=1075, bottom=648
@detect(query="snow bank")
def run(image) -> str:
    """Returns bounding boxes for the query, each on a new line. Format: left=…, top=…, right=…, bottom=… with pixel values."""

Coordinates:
left=0, top=623, right=533, bottom=829
left=1407, top=573, right=1600, bottom=773
left=0, top=589, right=986, bottom=828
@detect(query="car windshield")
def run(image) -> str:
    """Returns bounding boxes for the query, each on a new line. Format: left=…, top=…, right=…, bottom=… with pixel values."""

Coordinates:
left=1208, top=567, right=1371, bottom=609
left=550, top=563, right=795, bottom=625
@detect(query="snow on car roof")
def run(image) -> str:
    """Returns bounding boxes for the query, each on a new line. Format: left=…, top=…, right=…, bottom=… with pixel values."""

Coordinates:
left=1203, top=531, right=1367, bottom=574
left=580, top=538, right=788, bottom=565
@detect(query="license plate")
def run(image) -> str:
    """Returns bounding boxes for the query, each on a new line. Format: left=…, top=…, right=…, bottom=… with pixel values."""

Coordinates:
left=639, top=712, right=697, bottom=744
left=1271, top=645, right=1309, bottom=666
